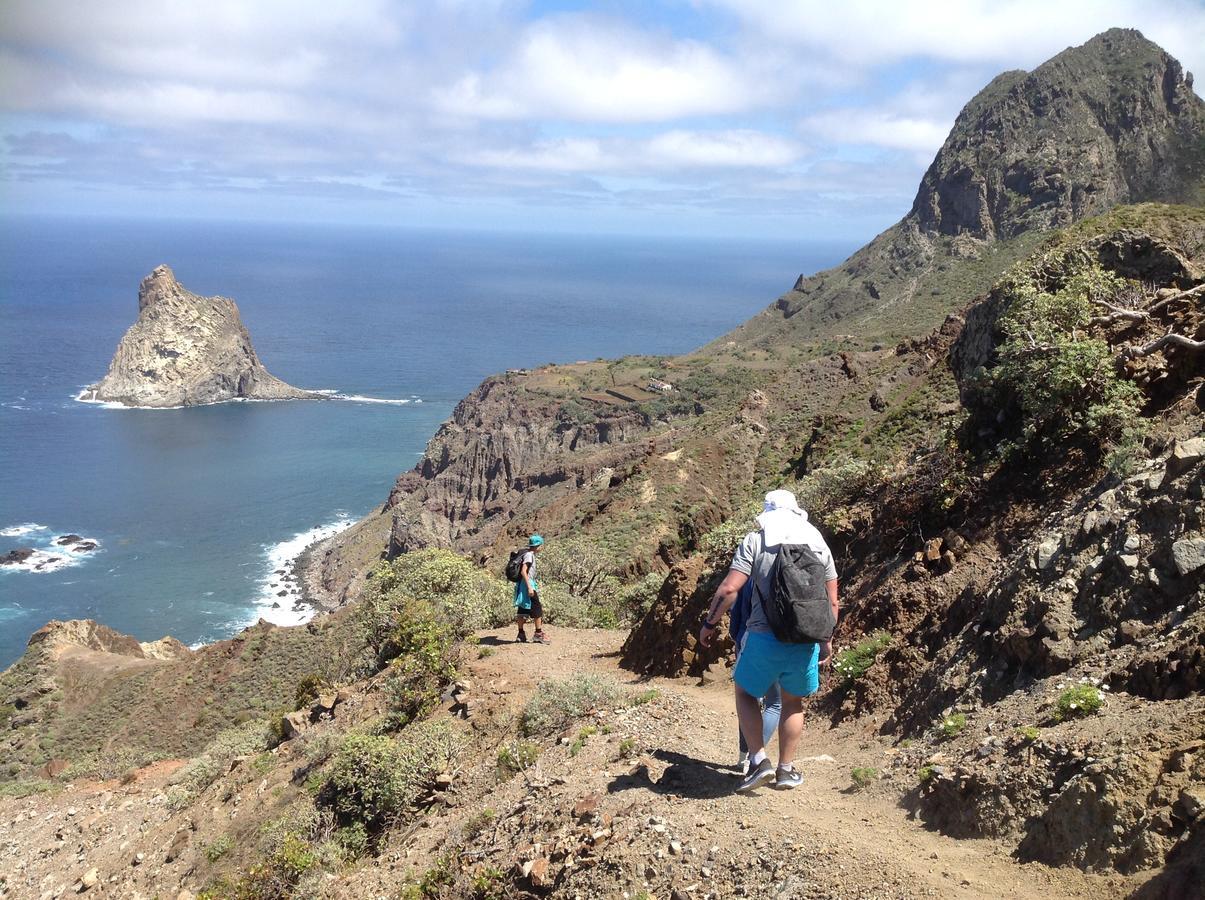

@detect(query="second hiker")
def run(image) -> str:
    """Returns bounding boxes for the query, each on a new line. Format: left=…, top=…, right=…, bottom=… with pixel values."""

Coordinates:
left=513, top=534, right=550, bottom=645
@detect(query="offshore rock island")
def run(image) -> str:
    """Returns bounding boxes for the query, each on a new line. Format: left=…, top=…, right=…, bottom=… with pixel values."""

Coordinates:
left=81, top=265, right=323, bottom=407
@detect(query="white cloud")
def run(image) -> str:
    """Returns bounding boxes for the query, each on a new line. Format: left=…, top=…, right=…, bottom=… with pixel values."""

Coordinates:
left=460, top=130, right=803, bottom=173
left=802, top=110, right=950, bottom=153
left=706, top=0, right=1205, bottom=76
left=433, top=17, right=773, bottom=122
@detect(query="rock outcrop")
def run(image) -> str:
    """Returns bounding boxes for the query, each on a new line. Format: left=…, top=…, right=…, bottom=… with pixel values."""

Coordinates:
left=731, top=28, right=1205, bottom=347
left=912, top=29, right=1205, bottom=241
left=82, top=265, right=322, bottom=407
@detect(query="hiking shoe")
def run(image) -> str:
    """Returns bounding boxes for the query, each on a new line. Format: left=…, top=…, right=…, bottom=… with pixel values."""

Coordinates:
left=532, top=631, right=551, bottom=645
left=516, top=628, right=528, bottom=643
left=774, top=765, right=803, bottom=790
left=735, top=758, right=775, bottom=793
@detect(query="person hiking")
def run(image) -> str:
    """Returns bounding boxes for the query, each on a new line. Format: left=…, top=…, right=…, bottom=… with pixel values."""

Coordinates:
left=514, top=534, right=550, bottom=645
left=728, top=575, right=782, bottom=776
left=699, top=489, right=838, bottom=792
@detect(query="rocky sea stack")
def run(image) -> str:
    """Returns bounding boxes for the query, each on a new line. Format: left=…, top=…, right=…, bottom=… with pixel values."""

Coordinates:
left=82, top=265, right=322, bottom=407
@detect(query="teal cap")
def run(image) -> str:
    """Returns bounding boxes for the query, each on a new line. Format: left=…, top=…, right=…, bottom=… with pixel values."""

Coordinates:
left=529, top=534, right=545, bottom=547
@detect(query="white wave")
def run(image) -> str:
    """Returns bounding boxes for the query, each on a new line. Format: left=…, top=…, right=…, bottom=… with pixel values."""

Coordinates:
left=1, top=532, right=101, bottom=575
left=248, top=515, right=355, bottom=628
left=75, top=387, right=419, bottom=409
left=1, top=523, right=48, bottom=537
left=2, top=549, right=76, bottom=574
left=333, top=394, right=413, bottom=405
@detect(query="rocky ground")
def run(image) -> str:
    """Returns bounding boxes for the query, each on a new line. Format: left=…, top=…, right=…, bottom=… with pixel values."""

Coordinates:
left=0, top=629, right=1162, bottom=899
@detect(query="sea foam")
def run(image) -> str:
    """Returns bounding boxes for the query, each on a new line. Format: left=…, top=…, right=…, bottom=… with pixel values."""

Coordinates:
left=249, top=516, right=355, bottom=628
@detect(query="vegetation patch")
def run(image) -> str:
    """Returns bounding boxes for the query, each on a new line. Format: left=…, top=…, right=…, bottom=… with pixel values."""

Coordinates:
left=939, top=713, right=968, bottom=739
left=833, top=632, right=891, bottom=683
left=519, top=674, right=621, bottom=737
left=850, top=767, right=878, bottom=791
left=1054, top=684, right=1105, bottom=721
left=496, top=740, right=540, bottom=777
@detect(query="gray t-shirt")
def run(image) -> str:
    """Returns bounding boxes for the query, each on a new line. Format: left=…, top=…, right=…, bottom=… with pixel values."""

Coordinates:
left=730, top=526, right=837, bottom=634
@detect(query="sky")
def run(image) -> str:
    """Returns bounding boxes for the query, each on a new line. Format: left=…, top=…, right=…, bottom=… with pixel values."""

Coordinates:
left=2, top=1, right=1204, bottom=240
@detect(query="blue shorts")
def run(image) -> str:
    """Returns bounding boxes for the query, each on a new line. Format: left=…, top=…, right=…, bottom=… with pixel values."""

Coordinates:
left=734, top=631, right=820, bottom=698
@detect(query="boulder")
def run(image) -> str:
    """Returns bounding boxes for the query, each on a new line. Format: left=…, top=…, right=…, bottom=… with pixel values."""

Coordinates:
left=1171, top=537, right=1205, bottom=576
left=280, top=711, right=310, bottom=739
left=1165, top=438, right=1205, bottom=480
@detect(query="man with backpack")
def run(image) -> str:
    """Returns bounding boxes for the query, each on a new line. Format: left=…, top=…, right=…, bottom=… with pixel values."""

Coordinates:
left=508, top=534, right=550, bottom=645
left=699, top=489, right=838, bottom=793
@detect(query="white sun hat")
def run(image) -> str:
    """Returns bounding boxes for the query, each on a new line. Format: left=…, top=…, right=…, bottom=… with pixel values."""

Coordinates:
left=757, top=489, right=810, bottom=546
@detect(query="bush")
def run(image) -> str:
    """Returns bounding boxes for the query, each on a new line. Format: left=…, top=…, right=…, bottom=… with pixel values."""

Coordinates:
left=496, top=740, right=539, bottom=777
left=520, top=675, right=621, bottom=737
left=1017, top=725, right=1041, bottom=741
left=919, top=765, right=935, bottom=783
left=380, top=602, right=459, bottom=727
left=850, top=767, right=877, bottom=790
left=629, top=689, right=659, bottom=706
left=360, top=551, right=513, bottom=659
left=1055, top=684, right=1105, bottom=720
left=293, top=674, right=330, bottom=711
left=964, top=261, right=1146, bottom=464
left=833, top=632, right=891, bottom=683
left=616, top=571, right=666, bottom=623
left=168, top=720, right=277, bottom=809
left=939, top=713, right=967, bottom=739
left=325, top=720, right=458, bottom=833
left=334, top=823, right=370, bottom=860
left=618, top=738, right=637, bottom=759
left=205, top=834, right=234, bottom=862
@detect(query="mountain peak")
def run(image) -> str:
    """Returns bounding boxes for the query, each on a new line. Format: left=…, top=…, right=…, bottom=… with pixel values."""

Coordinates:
left=909, top=28, right=1205, bottom=240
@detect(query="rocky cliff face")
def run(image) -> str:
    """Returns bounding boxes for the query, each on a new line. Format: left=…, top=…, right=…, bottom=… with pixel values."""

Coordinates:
left=733, top=28, right=1205, bottom=347
left=912, top=29, right=1205, bottom=240
left=82, top=265, right=321, bottom=407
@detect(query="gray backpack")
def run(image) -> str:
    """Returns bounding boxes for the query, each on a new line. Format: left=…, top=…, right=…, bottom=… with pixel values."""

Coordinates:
left=754, top=536, right=835, bottom=644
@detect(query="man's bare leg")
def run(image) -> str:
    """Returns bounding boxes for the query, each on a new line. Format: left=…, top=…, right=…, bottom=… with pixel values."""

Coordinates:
left=776, top=689, right=805, bottom=765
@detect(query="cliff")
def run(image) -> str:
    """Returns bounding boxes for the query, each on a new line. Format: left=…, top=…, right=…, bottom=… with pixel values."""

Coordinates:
left=82, top=265, right=322, bottom=407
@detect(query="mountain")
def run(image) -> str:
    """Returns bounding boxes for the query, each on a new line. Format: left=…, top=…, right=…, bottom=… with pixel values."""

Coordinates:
left=727, top=28, right=1205, bottom=350
left=306, top=28, right=1205, bottom=606
left=81, top=265, right=323, bottom=407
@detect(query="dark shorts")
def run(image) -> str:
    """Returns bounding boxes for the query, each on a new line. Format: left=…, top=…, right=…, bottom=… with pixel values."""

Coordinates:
left=518, top=595, right=543, bottom=619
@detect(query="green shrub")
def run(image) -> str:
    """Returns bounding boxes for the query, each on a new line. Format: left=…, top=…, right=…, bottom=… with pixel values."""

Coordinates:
left=618, top=738, right=637, bottom=759
left=202, top=834, right=319, bottom=900
left=919, top=765, right=935, bottom=783
left=471, top=865, right=506, bottom=900
left=334, top=823, right=370, bottom=860
left=1017, top=725, right=1041, bottom=741
left=939, top=713, right=967, bottom=739
left=0, top=779, right=59, bottom=799
left=629, top=688, right=659, bottom=706
left=1055, top=684, right=1105, bottom=721
left=833, top=632, right=891, bottom=682
left=616, top=571, right=667, bottom=623
left=965, top=260, right=1146, bottom=464
left=496, top=740, right=539, bottom=777
left=325, top=721, right=458, bottom=833
left=380, top=604, right=459, bottom=727
left=569, top=725, right=598, bottom=757
left=205, top=834, right=234, bottom=862
left=167, top=720, right=277, bottom=809
left=520, top=675, right=621, bottom=736
left=293, top=674, right=330, bottom=711
left=850, top=767, right=877, bottom=790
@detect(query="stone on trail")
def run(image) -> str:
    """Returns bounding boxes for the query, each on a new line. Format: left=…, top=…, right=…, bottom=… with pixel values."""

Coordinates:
left=1171, top=537, right=1205, bottom=576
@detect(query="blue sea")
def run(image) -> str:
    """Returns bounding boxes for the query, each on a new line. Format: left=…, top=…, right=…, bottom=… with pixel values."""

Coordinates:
left=0, top=215, right=853, bottom=668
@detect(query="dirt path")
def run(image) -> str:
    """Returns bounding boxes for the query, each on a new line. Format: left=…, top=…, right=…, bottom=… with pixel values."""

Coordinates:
left=471, top=626, right=1147, bottom=900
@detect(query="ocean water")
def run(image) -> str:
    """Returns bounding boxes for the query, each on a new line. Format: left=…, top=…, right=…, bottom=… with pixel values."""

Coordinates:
left=0, top=215, right=854, bottom=668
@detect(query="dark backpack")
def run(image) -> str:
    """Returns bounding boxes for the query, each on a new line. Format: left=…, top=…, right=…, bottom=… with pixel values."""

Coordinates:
left=755, top=537, right=836, bottom=644
left=504, top=549, right=529, bottom=583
